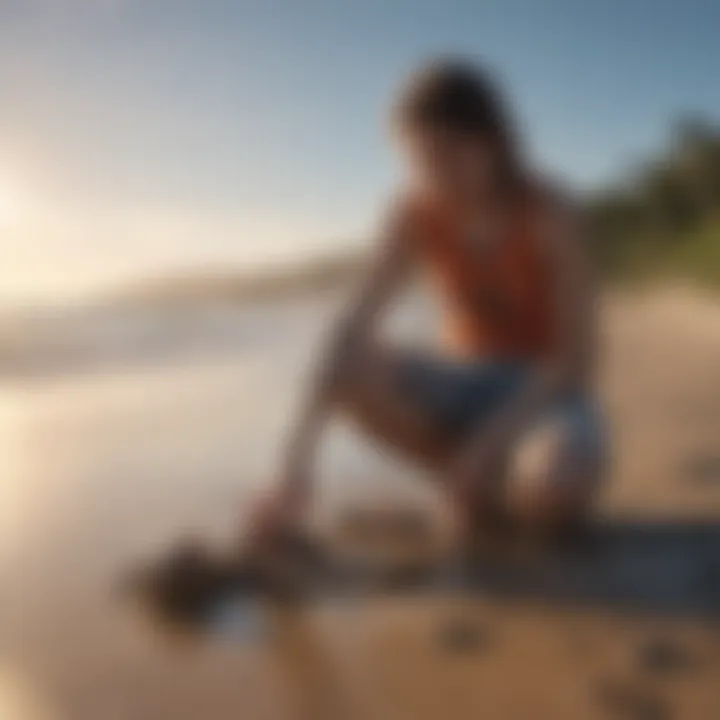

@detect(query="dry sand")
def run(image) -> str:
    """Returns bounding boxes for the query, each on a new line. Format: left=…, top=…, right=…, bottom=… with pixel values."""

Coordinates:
left=1, top=287, right=720, bottom=720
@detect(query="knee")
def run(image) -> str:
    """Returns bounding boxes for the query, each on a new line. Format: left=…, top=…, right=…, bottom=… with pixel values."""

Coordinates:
left=506, top=424, right=606, bottom=529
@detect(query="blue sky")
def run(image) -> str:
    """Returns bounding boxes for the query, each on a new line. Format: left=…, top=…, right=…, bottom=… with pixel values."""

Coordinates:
left=1, top=0, right=719, bottom=301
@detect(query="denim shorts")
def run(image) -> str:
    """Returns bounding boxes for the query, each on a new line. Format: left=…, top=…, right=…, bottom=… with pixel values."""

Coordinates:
left=398, top=352, right=605, bottom=453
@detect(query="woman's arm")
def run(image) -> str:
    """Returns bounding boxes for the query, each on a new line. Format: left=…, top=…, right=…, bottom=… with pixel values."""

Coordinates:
left=276, top=207, right=413, bottom=508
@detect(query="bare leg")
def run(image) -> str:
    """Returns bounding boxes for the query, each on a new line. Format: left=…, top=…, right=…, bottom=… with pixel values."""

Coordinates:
left=329, top=338, right=606, bottom=533
left=331, top=337, right=456, bottom=468
left=506, top=409, right=606, bottom=532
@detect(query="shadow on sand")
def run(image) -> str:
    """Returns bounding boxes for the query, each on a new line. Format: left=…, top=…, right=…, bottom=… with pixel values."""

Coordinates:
left=467, top=518, right=720, bottom=619
left=129, top=517, right=720, bottom=633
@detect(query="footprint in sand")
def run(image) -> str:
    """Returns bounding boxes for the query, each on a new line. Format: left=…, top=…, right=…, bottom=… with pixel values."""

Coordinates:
left=594, top=678, right=672, bottom=720
left=635, top=637, right=700, bottom=677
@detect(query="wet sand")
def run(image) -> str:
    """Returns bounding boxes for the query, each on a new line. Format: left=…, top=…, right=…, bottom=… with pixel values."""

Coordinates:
left=2, top=288, right=720, bottom=719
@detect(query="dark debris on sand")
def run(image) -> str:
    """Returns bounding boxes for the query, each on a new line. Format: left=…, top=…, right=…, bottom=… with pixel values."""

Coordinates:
left=124, top=531, right=327, bottom=631
left=594, top=678, right=673, bottom=720
left=635, top=637, right=701, bottom=677
left=437, top=620, right=489, bottom=655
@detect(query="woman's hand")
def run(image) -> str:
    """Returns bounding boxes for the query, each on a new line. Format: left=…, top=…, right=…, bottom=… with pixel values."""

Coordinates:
left=247, top=467, right=311, bottom=551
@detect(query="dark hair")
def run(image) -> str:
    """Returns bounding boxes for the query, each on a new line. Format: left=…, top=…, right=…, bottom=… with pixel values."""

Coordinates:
left=394, top=58, right=523, bottom=191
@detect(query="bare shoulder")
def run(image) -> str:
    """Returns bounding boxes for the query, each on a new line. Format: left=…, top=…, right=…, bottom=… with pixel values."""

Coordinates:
left=373, top=190, right=423, bottom=260
left=527, top=177, right=590, bottom=264
left=530, top=177, right=582, bottom=232
left=384, top=189, right=422, bottom=235
left=363, top=191, right=418, bottom=273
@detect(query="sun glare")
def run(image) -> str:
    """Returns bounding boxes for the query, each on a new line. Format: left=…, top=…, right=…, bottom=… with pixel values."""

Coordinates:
left=0, top=174, right=26, bottom=227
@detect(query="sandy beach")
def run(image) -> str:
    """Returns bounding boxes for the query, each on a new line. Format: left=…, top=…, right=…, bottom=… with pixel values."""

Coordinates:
left=1, top=287, right=719, bottom=720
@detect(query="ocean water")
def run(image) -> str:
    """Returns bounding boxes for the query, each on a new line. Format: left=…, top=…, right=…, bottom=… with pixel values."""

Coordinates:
left=0, top=289, right=452, bottom=718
